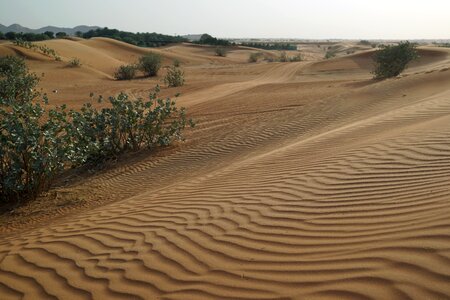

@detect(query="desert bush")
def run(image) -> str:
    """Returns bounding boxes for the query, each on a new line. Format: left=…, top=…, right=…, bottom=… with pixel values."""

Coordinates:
left=139, top=52, right=162, bottom=77
left=264, top=56, right=275, bottom=62
left=173, top=59, right=181, bottom=67
left=0, top=56, right=72, bottom=202
left=68, top=57, right=81, bottom=67
left=0, top=56, right=39, bottom=103
left=114, top=64, right=137, bottom=80
left=289, top=53, right=303, bottom=62
left=215, top=47, right=227, bottom=57
left=278, top=51, right=288, bottom=62
left=68, top=87, right=193, bottom=162
left=56, top=32, right=67, bottom=38
left=325, top=50, right=336, bottom=59
left=248, top=52, right=263, bottom=63
left=359, top=40, right=371, bottom=46
left=240, top=42, right=296, bottom=51
left=164, top=66, right=185, bottom=87
left=0, top=56, right=193, bottom=204
left=13, top=39, right=61, bottom=61
left=372, top=41, right=418, bottom=79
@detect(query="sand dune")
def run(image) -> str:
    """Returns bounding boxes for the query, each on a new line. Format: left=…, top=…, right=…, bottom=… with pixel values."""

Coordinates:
left=1, top=38, right=450, bottom=299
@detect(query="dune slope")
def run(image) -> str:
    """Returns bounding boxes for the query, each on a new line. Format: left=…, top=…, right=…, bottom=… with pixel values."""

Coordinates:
left=0, top=40, right=450, bottom=299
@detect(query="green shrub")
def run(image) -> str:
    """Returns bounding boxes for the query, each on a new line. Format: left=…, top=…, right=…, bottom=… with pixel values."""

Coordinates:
left=56, top=32, right=67, bottom=38
left=248, top=52, right=263, bottom=63
left=114, top=64, right=137, bottom=80
left=13, top=39, right=61, bottom=61
left=372, top=41, right=418, bottom=79
left=278, top=51, right=288, bottom=62
left=0, top=56, right=193, bottom=204
left=164, top=66, right=185, bottom=87
left=264, top=56, right=275, bottom=63
left=139, top=52, right=162, bottom=77
left=173, top=59, right=181, bottom=67
left=0, top=56, right=39, bottom=103
left=215, top=47, right=227, bottom=57
left=289, top=53, right=303, bottom=62
left=68, top=87, right=193, bottom=163
left=68, top=57, right=81, bottom=67
left=325, top=50, right=336, bottom=59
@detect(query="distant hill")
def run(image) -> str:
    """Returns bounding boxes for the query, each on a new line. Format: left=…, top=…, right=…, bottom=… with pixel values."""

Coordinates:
left=0, top=23, right=100, bottom=35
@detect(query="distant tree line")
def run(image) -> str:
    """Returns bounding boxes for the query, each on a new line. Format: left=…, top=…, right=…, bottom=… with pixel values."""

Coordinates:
left=240, top=42, right=297, bottom=51
left=0, top=31, right=67, bottom=41
left=195, top=34, right=231, bottom=46
left=80, top=27, right=187, bottom=47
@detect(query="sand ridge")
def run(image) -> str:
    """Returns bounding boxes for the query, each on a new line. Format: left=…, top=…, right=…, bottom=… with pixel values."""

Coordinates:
left=0, top=39, right=450, bottom=299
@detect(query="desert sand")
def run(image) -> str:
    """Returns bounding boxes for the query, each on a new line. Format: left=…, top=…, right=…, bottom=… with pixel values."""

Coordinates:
left=0, top=38, right=450, bottom=299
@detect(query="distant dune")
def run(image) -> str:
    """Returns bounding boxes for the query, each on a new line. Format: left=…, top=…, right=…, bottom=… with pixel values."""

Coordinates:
left=0, top=37, right=449, bottom=299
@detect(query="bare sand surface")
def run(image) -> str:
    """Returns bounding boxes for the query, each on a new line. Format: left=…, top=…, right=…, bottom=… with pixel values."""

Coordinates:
left=0, top=38, right=449, bottom=299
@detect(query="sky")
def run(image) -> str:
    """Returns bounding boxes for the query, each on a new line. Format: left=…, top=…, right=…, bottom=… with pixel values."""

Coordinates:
left=0, top=0, right=449, bottom=39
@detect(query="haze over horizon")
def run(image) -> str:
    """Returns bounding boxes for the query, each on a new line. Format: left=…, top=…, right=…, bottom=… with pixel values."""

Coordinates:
left=0, top=0, right=449, bottom=39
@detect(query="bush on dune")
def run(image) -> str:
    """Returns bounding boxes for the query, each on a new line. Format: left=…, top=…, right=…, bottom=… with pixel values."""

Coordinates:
left=68, top=57, right=82, bottom=67
left=215, top=47, right=227, bottom=57
left=372, top=41, right=419, bottom=79
left=0, top=56, right=194, bottom=204
left=164, top=66, right=185, bottom=87
left=114, top=64, right=137, bottom=80
left=139, top=52, right=162, bottom=77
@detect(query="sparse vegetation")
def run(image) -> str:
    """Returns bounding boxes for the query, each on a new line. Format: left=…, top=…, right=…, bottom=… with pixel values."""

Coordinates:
left=289, top=53, right=303, bottom=62
left=215, top=47, right=227, bottom=57
left=248, top=52, right=263, bottom=63
left=114, top=64, right=137, bottom=80
left=68, top=57, right=81, bottom=67
left=173, top=59, right=181, bottom=67
left=139, top=52, right=162, bottom=77
left=241, top=42, right=297, bottom=51
left=372, top=41, right=419, bottom=79
left=359, top=40, right=371, bottom=46
left=164, top=66, right=185, bottom=87
left=0, top=56, right=193, bottom=204
left=278, top=51, right=288, bottom=62
left=325, top=50, right=336, bottom=59
left=82, top=27, right=187, bottom=47
left=197, top=34, right=230, bottom=46
left=56, top=32, right=67, bottom=38
left=13, top=39, right=61, bottom=61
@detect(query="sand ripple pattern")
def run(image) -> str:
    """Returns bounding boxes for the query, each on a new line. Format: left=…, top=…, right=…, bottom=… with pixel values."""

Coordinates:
left=1, top=63, right=450, bottom=299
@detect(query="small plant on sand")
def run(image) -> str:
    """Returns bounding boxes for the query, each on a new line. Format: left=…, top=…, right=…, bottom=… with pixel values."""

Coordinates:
left=164, top=66, right=185, bottom=87
left=114, top=64, right=137, bottom=80
left=173, top=59, right=181, bottom=67
left=0, top=56, right=194, bottom=204
left=215, top=47, right=227, bottom=57
left=139, top=52, right=162, bottom=77
left=372, top=41, right=419, bottom=79
left=289, top=53, right=303, bottom=62
left=264, top=56, right=275, bottom=63
left=325, top=50, right=336, bottom=59
left=68, top=57, right=81, bottom=67
left=248, top=52, right=263, bottom=63
left=278, top=51, right=289, bottom=62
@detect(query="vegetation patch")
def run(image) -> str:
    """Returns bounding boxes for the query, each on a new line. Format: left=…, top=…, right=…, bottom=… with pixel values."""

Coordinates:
left=164, top=66, right=185, bottom=87
left=372, top=41, right=419, bottom=79
left=114, top=64, right=137, bottom=80
left=139, top=52, right=162, bottom=77
left=13, top=39, right=61, bottom=61
left=0, top=56, right=193, bottom=204
left=68, top=57, right=81, bottom=67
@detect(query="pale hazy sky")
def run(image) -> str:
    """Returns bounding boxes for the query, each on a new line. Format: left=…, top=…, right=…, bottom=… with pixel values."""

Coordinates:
left=0, top=0, right=449, bottom=39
